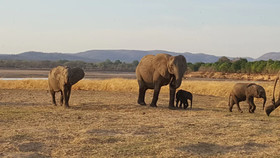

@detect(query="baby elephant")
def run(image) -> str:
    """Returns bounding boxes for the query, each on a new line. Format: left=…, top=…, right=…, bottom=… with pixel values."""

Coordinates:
left=176, top=89, right=193, bottom=109
left=229, top=83, right=266, bottom=113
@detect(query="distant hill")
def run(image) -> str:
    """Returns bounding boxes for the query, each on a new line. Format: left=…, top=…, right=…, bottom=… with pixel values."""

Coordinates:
left=0, top=50, right=277, bottom=63
left=256, top=52, right=280, bottom=61
left=76, top=50, right=220, bottom=63
left=0, top=51, right=98, bottom=62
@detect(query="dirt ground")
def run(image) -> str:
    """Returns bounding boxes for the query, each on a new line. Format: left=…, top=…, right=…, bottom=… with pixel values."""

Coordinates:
left=1, top=89, right=280, bottom=157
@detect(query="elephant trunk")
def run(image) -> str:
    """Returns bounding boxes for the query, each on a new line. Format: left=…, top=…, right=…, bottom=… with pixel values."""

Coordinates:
left=265, top=99, right=280, bottom=116
left=265, top=104, right=275, bottom=116
left=172, top=72, right=183, bottom=89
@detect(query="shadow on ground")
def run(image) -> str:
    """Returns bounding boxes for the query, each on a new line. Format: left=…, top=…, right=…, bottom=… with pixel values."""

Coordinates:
left=177, top=141, right=268, bottom=156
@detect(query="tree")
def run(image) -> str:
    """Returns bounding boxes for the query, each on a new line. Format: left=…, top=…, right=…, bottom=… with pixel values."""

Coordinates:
left=218, top=56, right=231, bottom=63
left=219, top=62, right=231, bottom=72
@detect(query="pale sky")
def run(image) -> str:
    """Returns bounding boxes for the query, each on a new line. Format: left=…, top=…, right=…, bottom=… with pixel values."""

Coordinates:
left=1, top=0, right=280, bottom=58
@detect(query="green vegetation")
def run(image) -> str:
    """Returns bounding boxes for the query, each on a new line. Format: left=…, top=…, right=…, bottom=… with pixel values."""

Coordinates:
left=0, top=59, right=139, bottom=72
left=0, top=57, right=280, bottom=73
left=188, top=57, right=280, bottom=74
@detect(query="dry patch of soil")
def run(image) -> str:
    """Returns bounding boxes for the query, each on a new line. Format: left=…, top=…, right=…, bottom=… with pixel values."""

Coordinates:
left=1, top=89, right=280, bottom=157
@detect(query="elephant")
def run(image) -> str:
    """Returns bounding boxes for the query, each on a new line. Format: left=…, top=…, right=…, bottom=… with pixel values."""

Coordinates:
left=176, top=89, right=192, bottom=109
left=228, top=83, right=266, bottom=113
left=265, top=72, right=280, bottom=116
left=136, top=53, right=187, bottom=108
left=48, top=66, right=85, bottom=108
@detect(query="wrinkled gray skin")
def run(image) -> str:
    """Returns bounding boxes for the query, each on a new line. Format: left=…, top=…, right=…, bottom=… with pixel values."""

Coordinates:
left=265, top=72, right=280, bottom=116
left=229, top=83, right=266, bottom=113
left=176, top=89, right=192, bottom=109
left=136, top=53, right=187, bottom=108
left=48, top=66, right=85, bottom=108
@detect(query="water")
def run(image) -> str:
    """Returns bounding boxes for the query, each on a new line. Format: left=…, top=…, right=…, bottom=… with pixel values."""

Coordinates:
left=0, top=78, right=48, bottom=80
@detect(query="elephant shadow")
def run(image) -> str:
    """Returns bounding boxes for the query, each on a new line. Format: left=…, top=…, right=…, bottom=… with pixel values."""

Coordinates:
left=177, top=141, right=268, bottom=156
left=188, top=107, right=204, bottom=111
left=162, top=105, right=204, bottom=111
left=70, top=101, right=108, bottom=111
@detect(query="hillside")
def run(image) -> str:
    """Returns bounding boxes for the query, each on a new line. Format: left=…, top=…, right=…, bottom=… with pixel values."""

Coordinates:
left=76, top=50, right=221, bottom=63
left=0, top=50, right=223, bottom=63
left=0, top=52, right=98, bottom=62
left=256, top=52, right=280, bottom=61
left=0, top=50, right=277, bottom=63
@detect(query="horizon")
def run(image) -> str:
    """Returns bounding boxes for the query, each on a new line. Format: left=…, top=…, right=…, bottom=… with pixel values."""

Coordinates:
left=1, top=1, right=280, bottom=58
left=1, top=49, right=276, bottom=59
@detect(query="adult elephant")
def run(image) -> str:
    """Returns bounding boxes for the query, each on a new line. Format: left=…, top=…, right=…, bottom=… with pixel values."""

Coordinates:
left=265, top=72, right=280, bottom=116
left=136, top=53, right=187, bottom=108
left=48, top=66, right=85, bottom=108
left=228, top=83, right=266, bottom=113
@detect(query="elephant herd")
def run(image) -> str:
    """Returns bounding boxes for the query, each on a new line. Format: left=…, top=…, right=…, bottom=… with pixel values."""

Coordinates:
left=47, top=53, right=280, bottom=116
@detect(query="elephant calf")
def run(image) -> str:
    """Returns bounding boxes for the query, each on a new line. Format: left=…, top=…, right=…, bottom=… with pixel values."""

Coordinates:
left=48, top=66, right=85, bottom=108
left=228, top=83, right=266, bottom=113
left=176, top=89, right=192, bottom=109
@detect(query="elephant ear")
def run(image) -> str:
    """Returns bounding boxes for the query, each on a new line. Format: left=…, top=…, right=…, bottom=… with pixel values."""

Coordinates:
left=153, top=54, right=171, bottom=78
left=68, top=67, right=85, bottom=85
left=167, top=56, right=175, bottom=74
left=61, top=66, right=70, bottom=83
left=246, top=83, right=258, bottom=95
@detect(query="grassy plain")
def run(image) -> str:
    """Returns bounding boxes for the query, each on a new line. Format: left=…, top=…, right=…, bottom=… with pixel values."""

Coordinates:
left=1, top=77, right=280, bottom=157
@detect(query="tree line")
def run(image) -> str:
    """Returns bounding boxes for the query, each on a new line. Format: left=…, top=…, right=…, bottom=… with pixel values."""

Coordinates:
left=0, top=59, right=139, bottom=72
left=0, top=57, right=280, bottom=73
left=188, top=57, right=280, bottom=74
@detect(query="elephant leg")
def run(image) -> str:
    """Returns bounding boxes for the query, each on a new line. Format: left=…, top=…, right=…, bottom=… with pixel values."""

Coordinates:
left=232, top=96, right=242, bottom=113
left=63, top=86, right=70, bottom=108
left=60, top=91, right=64, bottom=106
left=138, top=85, right=147, bottom=106
left=252, top=105, right=256, bottom=113
left=179, top=101, right=182, bottom=108
left=150, top=84, right=161, bottom=107
left=184, top=100, right=189, bottom=109
left=247, top=97, right=255, bottom=113
left=251, top=99, right=257, bottom=113
left=231, top=96, right=243, bottom=113
left=176, top=99, right=179, bottom=107
left=50, top=90, right=57, bottom=106
left=236, top=102, right=243, bottom=113
left=65, top=87, right=71, bottom=108
left=169, top=85, right=176, bottom=108
left=228, top=96, right=235, bottom=112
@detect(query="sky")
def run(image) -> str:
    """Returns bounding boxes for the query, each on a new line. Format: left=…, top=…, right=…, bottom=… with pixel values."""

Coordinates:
left=1, top=0, right=280, bottom=58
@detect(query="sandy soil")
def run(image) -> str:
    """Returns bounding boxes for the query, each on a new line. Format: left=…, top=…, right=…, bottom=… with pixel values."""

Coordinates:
left=1, top=89, right=280, bottom=157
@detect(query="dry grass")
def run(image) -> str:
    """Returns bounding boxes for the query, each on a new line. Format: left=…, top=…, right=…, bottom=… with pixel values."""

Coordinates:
left=1, top=89, right=280, bottom=157
left=1, top=79, right=280, bottom=157
left=0, top=78, right=275, bottom=98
